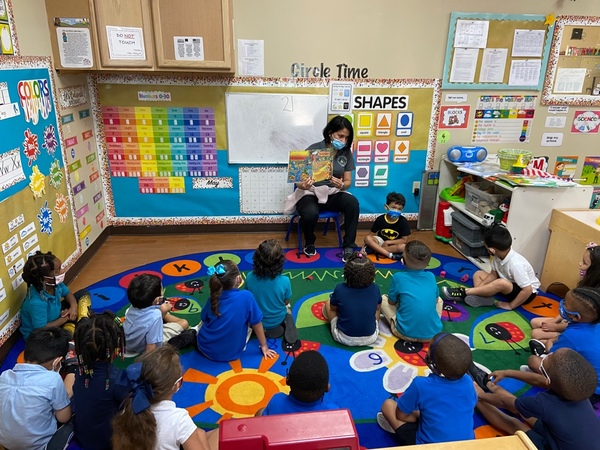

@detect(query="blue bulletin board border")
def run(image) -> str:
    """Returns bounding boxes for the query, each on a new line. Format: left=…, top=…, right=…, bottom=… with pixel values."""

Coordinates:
left=89, top=74, right=440, bottom=226
left=442, top=12, right=555, bottom=90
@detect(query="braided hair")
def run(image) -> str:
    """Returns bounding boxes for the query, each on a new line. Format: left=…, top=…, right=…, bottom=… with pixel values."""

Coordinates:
left=208, top=260, right=240, bottom=317
left=571, top=287, right=600, bottom=323
left=74, top=311, right=126, bottom=389
left=22, top=251, right=57, bottom=292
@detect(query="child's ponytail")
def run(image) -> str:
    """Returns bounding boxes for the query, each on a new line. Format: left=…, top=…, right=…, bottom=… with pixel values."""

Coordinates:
left=112, top=346, right=182, bottom=450
left=207, top=260, right=240, bottom=317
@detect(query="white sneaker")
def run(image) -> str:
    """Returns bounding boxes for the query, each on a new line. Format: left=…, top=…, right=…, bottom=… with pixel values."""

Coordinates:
left=520, top=365, right=533, bottom=373
left=376, top=412, right=396, bottom=434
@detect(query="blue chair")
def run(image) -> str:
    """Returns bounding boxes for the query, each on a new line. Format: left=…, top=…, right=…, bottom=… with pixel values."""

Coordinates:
left=285, top=210, right=343, bottom=253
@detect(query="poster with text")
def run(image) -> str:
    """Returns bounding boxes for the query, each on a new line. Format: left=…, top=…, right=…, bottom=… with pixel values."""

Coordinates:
left=581, top=156, right=600, bottom=185
left=553, top=156, right=578, bottom=180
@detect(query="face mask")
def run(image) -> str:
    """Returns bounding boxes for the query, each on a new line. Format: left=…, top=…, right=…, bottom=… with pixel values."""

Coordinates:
left=387, top=209, right=402, bottom=218
left=580, top=269, right=587, bottom=277
left=331, top=138, right=345, bottom=150
left=44, top=272, right=65, bottom=286
left=52, top=357, right=63, bottom=373
left=559, top=299, right=581, bottom=323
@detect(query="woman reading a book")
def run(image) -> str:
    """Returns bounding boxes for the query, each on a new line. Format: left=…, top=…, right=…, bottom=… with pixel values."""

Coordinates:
left=291, top=115, right=359, bottom=262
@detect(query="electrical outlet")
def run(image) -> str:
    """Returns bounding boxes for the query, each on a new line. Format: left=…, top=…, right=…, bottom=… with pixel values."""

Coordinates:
left=412, top=181, right=420, bottom=192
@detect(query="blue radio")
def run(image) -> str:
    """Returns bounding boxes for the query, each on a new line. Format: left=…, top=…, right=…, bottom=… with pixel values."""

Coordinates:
left=447, top=146, right=488, bottom=163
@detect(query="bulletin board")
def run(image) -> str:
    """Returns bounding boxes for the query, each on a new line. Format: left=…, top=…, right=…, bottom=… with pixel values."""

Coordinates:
left=90, top=75, right=440, bottom=226
left=442, top=12, right=555, bottom=90
left=0, top=57, right=79, bottom=346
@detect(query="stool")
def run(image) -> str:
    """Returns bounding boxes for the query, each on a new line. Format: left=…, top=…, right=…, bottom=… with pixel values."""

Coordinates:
left=285, top=211, right=343, bottom=252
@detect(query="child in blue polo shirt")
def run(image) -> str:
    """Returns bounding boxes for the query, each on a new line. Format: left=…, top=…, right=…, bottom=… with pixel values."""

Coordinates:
left=197, top=260, right=277, bottom=361
left=123, top=273, right=190, bottom=354
left=246, top=239, right=297, bottom=344
left=256, top=350, right=338, bottom=416
left=0, top=327, right=73, bottom=450
left=526, top=287, right=600, bottom=400
left=381, top=240, right=442, bottom=342
left=377, top=332, right=477, bottom=445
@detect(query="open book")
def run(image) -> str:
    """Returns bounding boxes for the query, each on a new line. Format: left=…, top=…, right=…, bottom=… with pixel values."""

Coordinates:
left=287, top=149, right=333, bottom=183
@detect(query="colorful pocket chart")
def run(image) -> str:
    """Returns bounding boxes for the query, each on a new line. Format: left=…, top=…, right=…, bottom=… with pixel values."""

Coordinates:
left=102, top=107, right=218, bottom=184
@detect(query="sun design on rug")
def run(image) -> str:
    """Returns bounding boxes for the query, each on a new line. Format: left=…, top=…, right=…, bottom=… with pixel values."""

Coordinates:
left=181, top=356, right=289, bottom=422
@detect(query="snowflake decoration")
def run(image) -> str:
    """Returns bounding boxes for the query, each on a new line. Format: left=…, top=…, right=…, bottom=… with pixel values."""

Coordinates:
left=28, top=165, right=46, bottom=198
left=54, top=193, right=69, bottom=223
left=37, top=201, right=53, bottom=235
left=49, top=159, right=63, bottom=189
left=23, top=128, right=40, bottom=167
left=42, top=124, right=58, bottom=156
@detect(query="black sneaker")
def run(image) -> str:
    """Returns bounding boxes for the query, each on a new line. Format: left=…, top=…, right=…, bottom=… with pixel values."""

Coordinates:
left=342, top=247, right=354, bottom=263
left=390, top=253, right=403, bottom=261
left=303, top=245, right=316, bottom=257
left=529, top=339, right=547, bottom=357
left=441, top=286, right=467, bottom=301
left=168, top=329, right=197, bottom=350
left=468, top=362, right=491, bottom=393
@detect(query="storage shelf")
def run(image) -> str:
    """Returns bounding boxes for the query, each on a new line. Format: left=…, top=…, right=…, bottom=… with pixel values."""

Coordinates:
left=448, top=201, right=485, bottom=225
left=450, top=241, right=492, bottom=273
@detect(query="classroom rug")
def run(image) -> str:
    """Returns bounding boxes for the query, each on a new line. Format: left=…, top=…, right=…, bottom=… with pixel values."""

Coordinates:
left=1, top=247, right=565, bottom=449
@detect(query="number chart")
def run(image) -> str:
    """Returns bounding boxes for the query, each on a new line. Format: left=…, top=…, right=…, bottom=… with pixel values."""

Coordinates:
left=102, top=106, right=217, bottom=193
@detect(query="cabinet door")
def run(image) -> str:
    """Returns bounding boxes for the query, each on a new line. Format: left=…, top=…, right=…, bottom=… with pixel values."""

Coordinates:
left=151, top=0, right=234, bottom=72
left=93, top=0, right=154, bottom=68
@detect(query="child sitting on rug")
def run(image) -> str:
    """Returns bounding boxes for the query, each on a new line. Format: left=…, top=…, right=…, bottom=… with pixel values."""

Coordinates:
left=530, top=242, right=600, bottom=345
left=112, top=346, right=218, bottom=450
left=525, top=287, right=600, bottom=401
left=381, top=240, right=442, bottom=342
left=20, top=250, right=91, bottom=339
left=255, top=350, right=338, bottom=416
left=72, top=311, right=129, bottom=450
left=475, top=348, right=600, bottom=449
left=322, top=251, right=381, bottom=346
left=246, top=239, right=297, bottom=344
left=377, top=332, right=477, bottom=445
left=123, top=273, right=189, bottom=354
left=441, top=224, right=540, bottom=310
left=196, top=260, right=277, bottom=362
left=0, top=327, right=74, bottom=450
left=363, top=191, right=411, bottom=260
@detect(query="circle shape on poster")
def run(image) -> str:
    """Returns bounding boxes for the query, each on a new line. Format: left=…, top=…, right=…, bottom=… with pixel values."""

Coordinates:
left=162, top=259, right=201, bottom=277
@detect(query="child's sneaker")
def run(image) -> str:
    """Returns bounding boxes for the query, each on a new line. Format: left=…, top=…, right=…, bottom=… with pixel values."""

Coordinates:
left=468, top=362, right=491, bottom=393
left=303, top=245, right=316, bottom=257
left=342, top=247, right=354, bottom=263
left=441, top=287, right=467, bottom=301
left=465, top=295, right=495, bottom=307
left=529, top=339, right=547, bottom=357
left=377, top=411, right=396, bottom=434
left=390, top=253, right=403, bottom=261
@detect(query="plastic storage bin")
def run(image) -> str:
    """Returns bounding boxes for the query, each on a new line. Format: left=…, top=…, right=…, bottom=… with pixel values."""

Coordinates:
left=452, top=233, right=489, bottom=257
left=451, top=211, right=484, bottom=243
left=464, top=181, right=505, bottom=218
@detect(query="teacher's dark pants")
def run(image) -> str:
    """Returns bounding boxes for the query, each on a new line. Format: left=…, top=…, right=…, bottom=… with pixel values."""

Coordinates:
left=296, top=192, right=359, bottom=248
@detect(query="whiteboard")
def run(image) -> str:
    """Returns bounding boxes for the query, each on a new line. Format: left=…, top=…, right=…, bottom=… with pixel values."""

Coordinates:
left=226, top=92, right=328, bottom=164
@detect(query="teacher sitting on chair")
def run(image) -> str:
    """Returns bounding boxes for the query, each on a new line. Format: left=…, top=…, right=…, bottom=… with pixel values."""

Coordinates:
left=296, top=115, right=359, bottom=262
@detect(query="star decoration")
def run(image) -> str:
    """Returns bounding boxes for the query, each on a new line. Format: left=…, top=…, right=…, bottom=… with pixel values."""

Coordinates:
left=545, top=13, right=556, bottom=26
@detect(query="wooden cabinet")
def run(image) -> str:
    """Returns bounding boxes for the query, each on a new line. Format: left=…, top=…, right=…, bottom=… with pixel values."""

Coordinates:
left=44, top=0, right=234, bottom=73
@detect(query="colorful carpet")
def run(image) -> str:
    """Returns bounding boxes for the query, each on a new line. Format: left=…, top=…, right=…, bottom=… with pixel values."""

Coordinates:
left=1, top=247, right=565, bottom=449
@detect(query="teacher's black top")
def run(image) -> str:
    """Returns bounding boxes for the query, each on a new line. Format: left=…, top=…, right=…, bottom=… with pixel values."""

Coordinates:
left=307, top=140, right=355, bottom=187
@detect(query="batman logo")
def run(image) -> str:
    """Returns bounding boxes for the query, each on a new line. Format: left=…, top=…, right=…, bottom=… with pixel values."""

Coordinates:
left=381, top=228, right=399, bottom=240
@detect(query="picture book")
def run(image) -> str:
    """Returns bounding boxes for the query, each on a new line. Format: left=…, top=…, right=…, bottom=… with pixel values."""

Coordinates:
left=495, top=173, right=577, bottom=188
left=287, top=149, right=333, bottom=183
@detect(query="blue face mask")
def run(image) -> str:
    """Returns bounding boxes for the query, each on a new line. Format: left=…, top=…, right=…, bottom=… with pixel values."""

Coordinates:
left=387, top=209, right=402, bottom=218
left=331, top=138, right=345, bottom=150
left=559, top=299, right=581, bottom=323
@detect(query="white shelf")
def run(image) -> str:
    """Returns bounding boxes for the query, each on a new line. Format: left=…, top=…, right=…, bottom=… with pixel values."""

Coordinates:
left=449, top=241, right=492, bottom=272
left=448, top=201, right=486, bottom=225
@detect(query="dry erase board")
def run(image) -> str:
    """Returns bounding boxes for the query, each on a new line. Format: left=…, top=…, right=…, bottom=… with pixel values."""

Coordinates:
left=226, top=92, right=328, bottom=164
